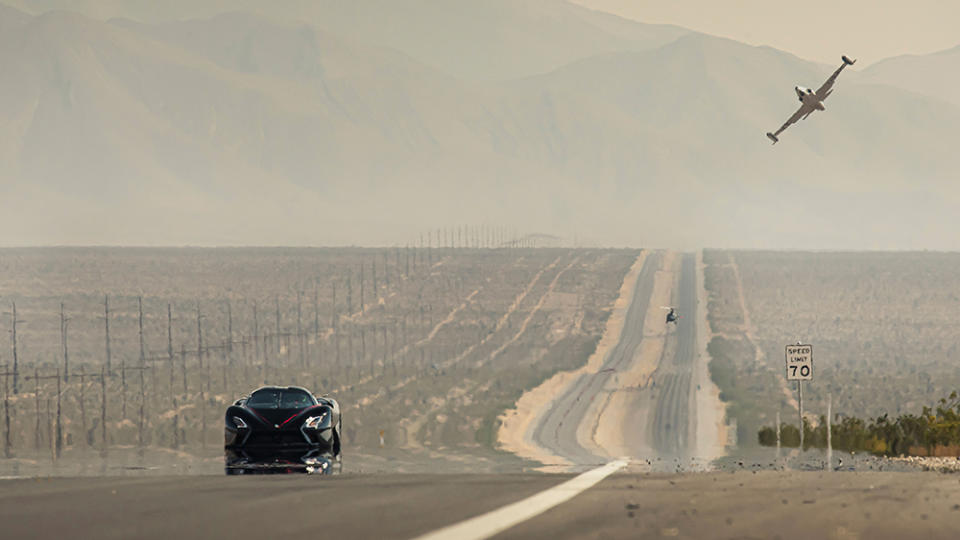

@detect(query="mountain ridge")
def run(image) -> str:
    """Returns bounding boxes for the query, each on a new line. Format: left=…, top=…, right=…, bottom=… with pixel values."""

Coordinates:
left=1, top=3, right=958, bottom=248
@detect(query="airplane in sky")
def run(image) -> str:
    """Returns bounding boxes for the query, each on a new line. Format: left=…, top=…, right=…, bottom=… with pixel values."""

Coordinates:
left=766, top=55, right=856, bottom=144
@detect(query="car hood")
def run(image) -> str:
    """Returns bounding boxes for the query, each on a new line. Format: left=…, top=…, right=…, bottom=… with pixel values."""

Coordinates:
left=246, top=407, right=308, bottom=428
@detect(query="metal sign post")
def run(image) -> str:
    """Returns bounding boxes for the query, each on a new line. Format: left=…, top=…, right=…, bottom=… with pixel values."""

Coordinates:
left=775, top=411, right=781, bottom=460
left=798, top=379, right=803, bottom=449
left=785, top=343, right=813, bottom=450
left=826, top=394, right=832, bottom=471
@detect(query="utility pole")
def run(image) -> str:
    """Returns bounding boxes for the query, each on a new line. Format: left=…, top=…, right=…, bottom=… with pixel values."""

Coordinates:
left=120, top=350, right=127, bottom=419
left=103, top=295, right=112, bottom=376
left=775, top=410, right=781, bottom=461
left=296, top=291, right=303, bottom=367
left=274, top=296, right=281, bottom=355
left=167, top=304, right=174, bottom=369
left=26, top=370, right=63, bottom=459
left=10, top=302, right=19, bottom=394
left=138, top=297, right=146, bottom=368
left=361, top=326, right=368, bottom=376
left=383, top=251, right=390, bottom=286
left=33, top=368, right=40, bottom=450
left=138, top=363, right=146, bottom=449
left=226, top=299, right=233, bottom=355
left=56, top=369, right=62, bottom=459
left=826, top=394, right=832, bottom=471
left=346, top=274, right=353, bottom=315
left=73, top=365, right=92, bottom=448
left=347, top=323, right=354, bottom=377
left=60, top=303, right=70, bottom=382
left=180, top=344, right=188, bottom=394
left=196, top=303, right=204, bottom=370
left=1, top=364, right=12, bottom=457
left=331, top=282, right=337, bottom=329
left=382, top=325, right=388, bottom=377
left=252, top=301, right=259, bottom=366
left=313, top=289, right=320, bottom=339
left=333, top=282, right=340, bottom=368
left=100, top=366, right=107, bottom=453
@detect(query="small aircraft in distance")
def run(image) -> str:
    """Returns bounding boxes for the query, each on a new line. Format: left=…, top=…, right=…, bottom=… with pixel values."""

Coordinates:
left=766, top=55, right=856, bottom=144
left=662, top=306, right=679, bottom=324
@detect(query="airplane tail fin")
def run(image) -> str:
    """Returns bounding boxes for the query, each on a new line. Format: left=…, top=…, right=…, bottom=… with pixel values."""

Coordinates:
left=766, top=132, right=779, bottom=144
left=842, top=55, right=856, bottom=66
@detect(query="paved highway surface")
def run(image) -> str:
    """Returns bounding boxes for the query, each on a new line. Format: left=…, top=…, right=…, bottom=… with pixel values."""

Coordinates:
left=0, top=474, right=568, bottom=539
left=498, top=469, right=960, bottom=539
left=631, top=253, right=698, bottom=463
left=5, top=469, right=960, bottom=539
left=529, top=251, right=703, bottom=469
left=529, top=251, right=663, bottom=466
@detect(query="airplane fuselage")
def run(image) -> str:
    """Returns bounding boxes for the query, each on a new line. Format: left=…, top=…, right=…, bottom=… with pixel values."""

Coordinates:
left=795, top=86, right=826, bottom=110
left=767, top=55, right=853, bottom=144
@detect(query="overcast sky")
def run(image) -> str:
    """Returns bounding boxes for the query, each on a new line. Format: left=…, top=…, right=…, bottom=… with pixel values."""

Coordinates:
left=572, top=0, right=960, bottom=65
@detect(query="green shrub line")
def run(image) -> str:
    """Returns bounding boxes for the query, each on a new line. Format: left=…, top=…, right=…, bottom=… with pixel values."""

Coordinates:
left=707, top=336, right=783, bottom=445
left=758, top=392, right=960, bottom=456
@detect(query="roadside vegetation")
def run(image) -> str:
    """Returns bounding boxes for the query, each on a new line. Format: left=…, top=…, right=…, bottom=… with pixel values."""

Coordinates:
left=707, top=336, right=783, bottom=445
left=703, top=249, right=960, bottom=451
left=701, top=249, right=785, bottom=446
left=735, top=250, right=960, bottom=421
left=759, top=392, right=960, bottom=457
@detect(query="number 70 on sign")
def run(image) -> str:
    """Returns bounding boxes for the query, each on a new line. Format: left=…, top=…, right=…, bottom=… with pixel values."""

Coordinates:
left=785, top=344, right=813, bottom=381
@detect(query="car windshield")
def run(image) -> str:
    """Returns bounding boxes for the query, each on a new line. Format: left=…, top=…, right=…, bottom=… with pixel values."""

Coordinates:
left=246, top=389, right=314, bottom=409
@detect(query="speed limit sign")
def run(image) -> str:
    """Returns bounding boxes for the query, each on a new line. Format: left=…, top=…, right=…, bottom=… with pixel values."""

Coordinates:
left=785, top=344, right=813, bottom=381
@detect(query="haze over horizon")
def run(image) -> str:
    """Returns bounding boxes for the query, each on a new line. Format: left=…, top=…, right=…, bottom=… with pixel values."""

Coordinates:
left=572, top=0, right=960, bottom=66
left=1, top=1, right=958, bottom=250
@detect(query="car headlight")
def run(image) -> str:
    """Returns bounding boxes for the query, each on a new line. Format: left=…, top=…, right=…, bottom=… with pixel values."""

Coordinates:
left=232, top=416, right=248, bottom=429
left=305, top=412, right=329, bottom=430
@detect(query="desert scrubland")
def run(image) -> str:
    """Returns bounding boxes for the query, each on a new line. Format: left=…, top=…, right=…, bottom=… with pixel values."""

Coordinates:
left=0, top=246, right=636, bottom=470
left=703, top=249, right=960, bottom=447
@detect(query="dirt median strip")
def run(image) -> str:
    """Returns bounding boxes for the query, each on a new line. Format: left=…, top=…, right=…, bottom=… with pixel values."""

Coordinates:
left=496, top=252, right=648, bottom=468
left=695, top=250, right=729, bottom=459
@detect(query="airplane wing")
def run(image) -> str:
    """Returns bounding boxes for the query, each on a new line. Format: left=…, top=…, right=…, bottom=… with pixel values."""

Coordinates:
left=767, top=103, right=813, bottom=144
left=816, top=56, right=856, bottom=100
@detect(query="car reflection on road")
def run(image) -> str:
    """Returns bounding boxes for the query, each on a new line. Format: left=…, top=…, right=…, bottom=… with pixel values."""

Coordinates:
left=225, top=448, right=341, bottom=475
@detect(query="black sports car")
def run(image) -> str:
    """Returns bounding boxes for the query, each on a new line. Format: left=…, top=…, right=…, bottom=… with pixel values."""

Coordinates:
left=224, top=386, right=341, bottom=474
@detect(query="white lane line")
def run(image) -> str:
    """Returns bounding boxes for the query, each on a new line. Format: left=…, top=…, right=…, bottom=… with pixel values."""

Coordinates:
left=412, top=459, right=627, bottom=540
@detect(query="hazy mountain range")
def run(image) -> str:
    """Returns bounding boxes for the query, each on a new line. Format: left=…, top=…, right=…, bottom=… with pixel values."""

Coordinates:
left=1, top=1, right=958, bottom=248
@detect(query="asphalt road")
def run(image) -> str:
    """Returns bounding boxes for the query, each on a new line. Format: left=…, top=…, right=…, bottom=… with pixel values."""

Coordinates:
left=528, top=251, right=663, bottom=466
left=497, top=470, right=960, bottom=540
left=0, top=473, right=570, bottom=540
left=640, top=252, right=697, bottom=462
left=6, top=469, right=960, bottom=540
left=529, top=251, right=703, bottom=470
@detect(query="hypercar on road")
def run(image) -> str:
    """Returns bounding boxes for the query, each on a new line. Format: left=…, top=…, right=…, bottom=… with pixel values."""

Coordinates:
left=224, top=386, right=341, bottom=474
